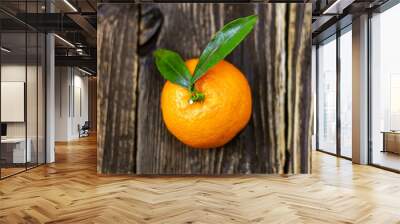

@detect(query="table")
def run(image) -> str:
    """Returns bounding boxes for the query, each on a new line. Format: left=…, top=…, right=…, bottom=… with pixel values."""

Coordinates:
left=382, top=131, right=400, bottom=154
left=1, top=138, right=31, bottom=163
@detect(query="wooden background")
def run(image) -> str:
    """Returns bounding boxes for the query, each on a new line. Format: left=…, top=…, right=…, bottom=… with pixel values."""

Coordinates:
left=97, top=3, right=312, bottom=175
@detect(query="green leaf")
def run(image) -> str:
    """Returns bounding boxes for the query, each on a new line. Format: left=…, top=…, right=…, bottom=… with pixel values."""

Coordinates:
left=191, top=15, right=258, bottom=83
left=153, top=49, right=192, bottom=88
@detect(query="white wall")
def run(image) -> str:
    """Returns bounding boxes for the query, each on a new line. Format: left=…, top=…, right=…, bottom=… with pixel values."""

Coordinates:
left=1, top=65, right=26, bottom=81
left=1, top=65, right=41, bottom=137
left=55, top=67, right=69, bottom=141
left=1, top=63, right=46, bottom=164
left=55, top=67, right=89, bottom=141
left=72, top=73, right=89, bottom=138
left=1, top=65, right=27, bottom=138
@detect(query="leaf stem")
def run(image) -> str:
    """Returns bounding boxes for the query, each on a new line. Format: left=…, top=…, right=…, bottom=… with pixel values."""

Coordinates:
left=188, top=85, right=205, bottom=104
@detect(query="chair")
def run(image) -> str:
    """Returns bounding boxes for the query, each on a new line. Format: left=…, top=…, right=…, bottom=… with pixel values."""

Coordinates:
left=79, top=121, right=90, bottom=138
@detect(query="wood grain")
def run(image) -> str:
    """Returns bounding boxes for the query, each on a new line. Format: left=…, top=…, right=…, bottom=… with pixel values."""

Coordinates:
left=98, top=3, right=312, bottom=174
left=2, top=135, right=400, bottom=223
left=88, top=77, right=97, bottom=132
left=286, top=4, right=313, bottom=173
left=97, top=5, right=139, bottom=174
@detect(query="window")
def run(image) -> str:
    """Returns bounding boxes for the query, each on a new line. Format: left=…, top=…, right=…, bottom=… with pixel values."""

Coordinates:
left=316, top=25, right=353, bottom=159
left=317, top=36, right=337, bottom=154
left=370, top=3, right=400, bottom=171
left=340, top=27, right=352, bottom=158
left=0, top=1, right=47, bottom=179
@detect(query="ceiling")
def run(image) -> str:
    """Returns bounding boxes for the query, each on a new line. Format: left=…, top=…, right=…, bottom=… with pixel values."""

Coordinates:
left=0, top=0, right=97, bottom=74
left=312, top=0, right=391, bottom=43
left=0, top=0, right=395, bottom=74
left=1, top=32, right=46, bottom=64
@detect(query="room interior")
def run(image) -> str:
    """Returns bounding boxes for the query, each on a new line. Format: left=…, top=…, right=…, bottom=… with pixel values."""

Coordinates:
left=370, top=3, right=400, bottom=171
left=0, top=0, right=96, bottom=179
left=314, top=0, right=400, bottom=171
left=0, top=30, right=46, bottom=178
left=0, top=0, right=400, bottom=223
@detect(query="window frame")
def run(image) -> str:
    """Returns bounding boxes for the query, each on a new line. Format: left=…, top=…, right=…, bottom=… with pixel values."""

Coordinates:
left=315, top=24, right=353, bottom=161
left=367, top=0, right=400, bottom=173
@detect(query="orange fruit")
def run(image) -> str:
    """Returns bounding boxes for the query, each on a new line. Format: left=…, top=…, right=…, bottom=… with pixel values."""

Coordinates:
left=161, top=58, right=252, bottom=148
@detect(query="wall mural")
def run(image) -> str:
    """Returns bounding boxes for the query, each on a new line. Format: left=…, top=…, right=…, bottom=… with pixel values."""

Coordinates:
left=97, top=3, right=312, bottom=175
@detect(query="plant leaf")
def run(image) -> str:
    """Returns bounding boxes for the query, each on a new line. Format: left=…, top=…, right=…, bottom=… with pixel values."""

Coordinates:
left=153, top=49, right=192, bottom=88
left=191, top=15, right=258, bottom=83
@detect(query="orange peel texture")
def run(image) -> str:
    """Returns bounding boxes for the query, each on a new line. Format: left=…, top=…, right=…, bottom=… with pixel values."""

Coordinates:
left=161, top=59, right=252, bottom=148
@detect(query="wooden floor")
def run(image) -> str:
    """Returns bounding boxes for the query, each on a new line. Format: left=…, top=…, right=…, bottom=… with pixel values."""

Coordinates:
left=1, top=135, right=400, bottom=223
left=372, top=150, right=400, bottom=171
left=1, top=167, right=26, bottom=178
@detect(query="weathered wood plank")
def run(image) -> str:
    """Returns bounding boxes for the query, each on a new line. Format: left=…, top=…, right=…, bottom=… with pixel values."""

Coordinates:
left=136, top=4, right=228, bottom=175
left=97, top=4, right=139, bottom=174
left=297, top=4, right=313, bottom=173
left=286, top=3, right=313, bottom=173
left=135, top=3, right=310, bottom=174
left=97, top=3, right=312, bottom=175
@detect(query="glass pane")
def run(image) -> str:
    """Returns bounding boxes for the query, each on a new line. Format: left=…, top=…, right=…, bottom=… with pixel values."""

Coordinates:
left=26, top=1, right=39, bottom=169
left=340, top=28, right=352, bottom=158
left=27, top=31, right=38, bottom=169
left=0, top=0, right=46, bottom=179
left=371, top=4, right=400, bottom=171
left=38, top=32, right=45, bottom=165
left=1, top=31, right=27, bottom=177
left=312, top=46, right=317, bottom=150
left=317, top=36, right=337, bottom=154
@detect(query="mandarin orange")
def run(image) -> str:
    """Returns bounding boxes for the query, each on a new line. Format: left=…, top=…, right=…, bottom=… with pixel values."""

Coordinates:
left=161, top=58, right=252, bottom=148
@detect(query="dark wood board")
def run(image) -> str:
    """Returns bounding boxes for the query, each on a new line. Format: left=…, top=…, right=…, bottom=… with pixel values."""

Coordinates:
left=97, top=3, right=312, bottom=174
left=97, top=5, right=139, bottom=174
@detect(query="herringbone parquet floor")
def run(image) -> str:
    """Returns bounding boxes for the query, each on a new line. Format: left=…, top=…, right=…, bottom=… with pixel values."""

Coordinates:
left=1, top=135, right=400, bottom=224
